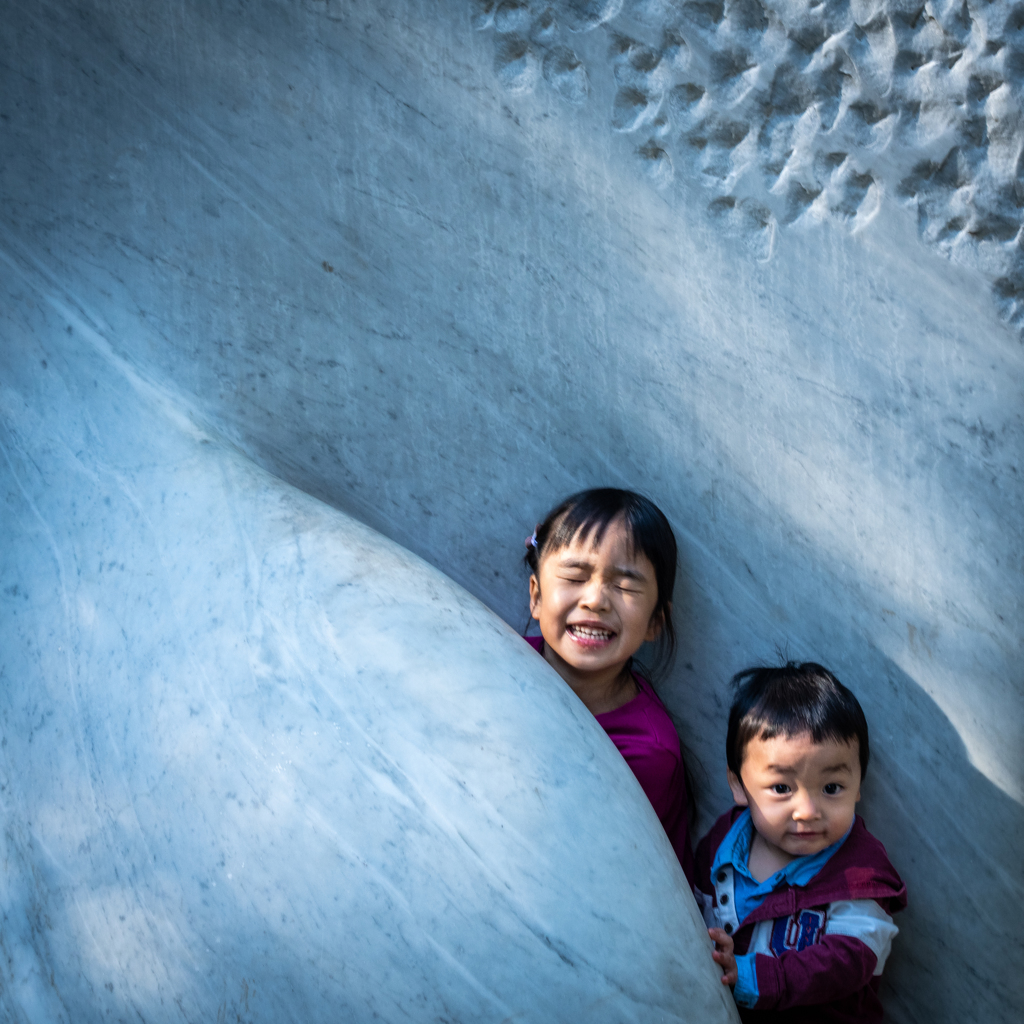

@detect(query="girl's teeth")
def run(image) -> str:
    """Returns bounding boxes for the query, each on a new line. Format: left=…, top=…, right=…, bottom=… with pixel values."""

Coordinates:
left=570, top=625, right=613, bottom=639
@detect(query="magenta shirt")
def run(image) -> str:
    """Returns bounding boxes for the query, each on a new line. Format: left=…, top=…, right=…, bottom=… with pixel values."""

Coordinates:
left=525, top=635, right=694, bottom=885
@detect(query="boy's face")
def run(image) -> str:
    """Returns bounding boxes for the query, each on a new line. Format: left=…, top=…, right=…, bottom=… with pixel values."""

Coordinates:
left=728, top=731, right=861, bottom=863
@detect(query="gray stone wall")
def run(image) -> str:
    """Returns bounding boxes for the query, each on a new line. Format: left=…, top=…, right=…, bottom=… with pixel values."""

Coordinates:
left=1, top=1, right=1021, bottom=1020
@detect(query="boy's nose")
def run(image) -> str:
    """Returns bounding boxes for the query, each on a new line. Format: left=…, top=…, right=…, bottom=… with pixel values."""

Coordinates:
left=791, top=792, right=821, bottom=820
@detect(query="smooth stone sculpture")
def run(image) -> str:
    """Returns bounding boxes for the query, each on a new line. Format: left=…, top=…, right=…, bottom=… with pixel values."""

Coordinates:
left=6, top=3, right=1017, bottom=1020
left=0, top=314, right=739, bottom=1022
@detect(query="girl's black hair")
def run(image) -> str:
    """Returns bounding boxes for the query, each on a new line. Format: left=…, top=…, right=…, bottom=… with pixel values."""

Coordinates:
left=524, top=487, right=678, bottom=679
left=524, top=487, right=699, bottom=823
left=726, top=662, right=870, bottom=780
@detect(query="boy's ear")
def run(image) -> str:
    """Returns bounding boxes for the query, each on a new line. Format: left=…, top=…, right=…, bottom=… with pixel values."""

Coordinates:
left=528, top=574, right=541, bottom=620
left=727, top=770, right=749, bottom=807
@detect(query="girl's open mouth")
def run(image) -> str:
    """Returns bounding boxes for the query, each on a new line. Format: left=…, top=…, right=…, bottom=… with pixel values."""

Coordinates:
left=567, top=623, right=616, bottom=645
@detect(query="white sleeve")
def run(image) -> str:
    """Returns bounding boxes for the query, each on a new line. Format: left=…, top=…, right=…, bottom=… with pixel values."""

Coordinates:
left=825, top=899, right=899, bottom=975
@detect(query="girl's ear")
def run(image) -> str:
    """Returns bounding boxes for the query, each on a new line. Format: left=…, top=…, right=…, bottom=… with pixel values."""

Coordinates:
left=645, top=600, right=670, bottom=643
left=528, top=574, right=541, bottom=620
left=727, top=770, right=749, bottom=807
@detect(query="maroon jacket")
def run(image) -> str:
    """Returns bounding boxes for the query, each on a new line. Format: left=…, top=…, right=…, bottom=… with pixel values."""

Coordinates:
left=695, top=807, right=907, bottom=1023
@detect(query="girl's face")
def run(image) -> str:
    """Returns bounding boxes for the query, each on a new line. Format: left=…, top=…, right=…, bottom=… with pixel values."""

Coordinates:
left=529, top=516, right=662, bottom=679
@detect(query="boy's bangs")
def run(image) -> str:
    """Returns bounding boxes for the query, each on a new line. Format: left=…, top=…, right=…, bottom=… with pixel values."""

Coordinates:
left=728, top=663, right=871, bottom=779
left=739, top=714, right=859, bottom=755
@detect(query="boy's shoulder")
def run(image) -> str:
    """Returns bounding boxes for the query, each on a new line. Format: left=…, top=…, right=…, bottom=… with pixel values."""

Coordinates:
left=692, top=802, right=749, bottom=892
left=814, top=815, right=907, bottom=913
left=695, top=810, right=907, bottom=915
left=694, top=806, right=745, bottom=891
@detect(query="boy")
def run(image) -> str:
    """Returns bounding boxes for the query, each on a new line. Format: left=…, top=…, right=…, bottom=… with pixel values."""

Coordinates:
left=695, top=663, right=906, bottom=1023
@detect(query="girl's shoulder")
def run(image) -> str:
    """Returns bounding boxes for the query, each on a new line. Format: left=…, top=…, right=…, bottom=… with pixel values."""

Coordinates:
left=631, top=669, right=662, bottom=705
left=632, top=671, right=676, bottom=724
left=607, top=674, right=681, bottom=756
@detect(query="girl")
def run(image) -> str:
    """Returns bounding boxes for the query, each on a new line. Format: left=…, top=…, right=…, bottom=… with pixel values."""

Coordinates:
left=524, top=488, right=694, bottom=885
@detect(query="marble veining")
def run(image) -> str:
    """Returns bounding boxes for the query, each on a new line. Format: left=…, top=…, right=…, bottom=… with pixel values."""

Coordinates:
left=0, top=279, right=738, bottom=1022
left=0, top=2, right=1020, bottom=1022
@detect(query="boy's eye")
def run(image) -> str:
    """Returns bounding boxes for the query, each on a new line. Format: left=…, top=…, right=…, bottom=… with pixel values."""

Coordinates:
left=823, top=782, right=843, bottom=795
left=770, top=783, right=791, bottom=795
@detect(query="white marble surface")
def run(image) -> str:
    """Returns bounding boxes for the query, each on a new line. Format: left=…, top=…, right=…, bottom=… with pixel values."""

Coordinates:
left=0, top=1, right=1021, bottom=1022
left=0, top=293, right=738, bottom=1023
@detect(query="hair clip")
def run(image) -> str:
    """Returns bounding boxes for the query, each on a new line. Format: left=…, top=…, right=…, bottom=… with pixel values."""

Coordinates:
left=525, top=529, right=538, bottom=550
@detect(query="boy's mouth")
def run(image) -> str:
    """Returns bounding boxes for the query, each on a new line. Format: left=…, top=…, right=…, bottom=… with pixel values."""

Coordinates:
left=567, top=623, right=616, bottom=643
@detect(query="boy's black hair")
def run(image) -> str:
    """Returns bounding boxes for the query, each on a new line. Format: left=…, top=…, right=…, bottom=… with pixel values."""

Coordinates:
left=727, top=662, right=870, bottom=780
left=524, top=487, right=678, bottom=678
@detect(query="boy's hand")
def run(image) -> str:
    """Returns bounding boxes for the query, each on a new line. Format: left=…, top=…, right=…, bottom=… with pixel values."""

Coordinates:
left=708, top=928, right=737, bottom=987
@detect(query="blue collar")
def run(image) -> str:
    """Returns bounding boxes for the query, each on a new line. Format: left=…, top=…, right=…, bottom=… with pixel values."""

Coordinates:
left=712, top=809, right=852, bottom=918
